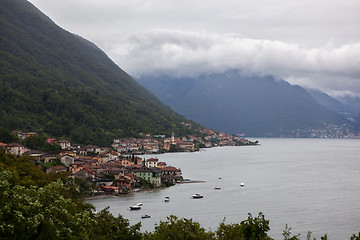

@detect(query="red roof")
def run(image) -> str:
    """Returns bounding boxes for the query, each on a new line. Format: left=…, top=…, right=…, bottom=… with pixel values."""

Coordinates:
left=50, top=166, right=68, bottom=170
left=147, top=158, right=158, bottom=162
left=161, top=166, right=181, bottom=172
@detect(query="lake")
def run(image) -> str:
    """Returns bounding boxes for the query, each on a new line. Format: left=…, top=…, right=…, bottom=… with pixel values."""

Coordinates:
left=88, top=138, right=360, bottom=239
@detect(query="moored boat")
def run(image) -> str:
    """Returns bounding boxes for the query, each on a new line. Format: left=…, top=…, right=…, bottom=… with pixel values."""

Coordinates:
left=129, top=204, right=141, bottom=210
left=164, top=196, right=170, bottom=202
left=141, top=214, right=151, bottom=219
left=192, top=193, right=203, bottom=199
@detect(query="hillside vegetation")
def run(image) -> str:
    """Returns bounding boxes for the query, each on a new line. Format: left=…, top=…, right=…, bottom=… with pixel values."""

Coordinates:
left=0, top=0, right=195, bottom=146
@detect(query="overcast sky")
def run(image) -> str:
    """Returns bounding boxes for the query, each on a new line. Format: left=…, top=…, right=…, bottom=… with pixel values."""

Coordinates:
left=28, top=0, right=360, bottom=97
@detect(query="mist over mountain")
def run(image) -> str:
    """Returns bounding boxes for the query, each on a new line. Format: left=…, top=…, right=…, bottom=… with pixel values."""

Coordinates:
left=305, top=89, right=354, bottom=121
left=137, top=71, right=351, bottom=137
left=0, top=0, right=196, bottom=146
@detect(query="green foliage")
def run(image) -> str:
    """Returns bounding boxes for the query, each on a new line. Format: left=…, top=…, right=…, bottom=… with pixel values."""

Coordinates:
left=146, top=215, right=215, bottom=240
left=215, top=213, right=273, bottom=240
left=91, top=207, right=143, bottom=240
left=282, top=224, right=300, bottom=240
left=0, top=127, right=18, bottom=143
left=0, top=171, right=94, bottom=240
left=306, top=231, right=329, bottom=240
left=169, top=144, right=181, bottom=152
left=21, top=135, right=61, bottom=153
left=0, top=171, right=142, bottom=240
left=0, top=150, right=51, bottom=187
left=0, top=0, right=201, bottom=147
left=351, top=232, right=360, bottom=240
left=135, top=178, right=155, bottom=189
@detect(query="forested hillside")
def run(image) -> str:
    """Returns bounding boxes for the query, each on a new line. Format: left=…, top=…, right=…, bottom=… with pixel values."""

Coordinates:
left=0, top=0, right=196, bottom=146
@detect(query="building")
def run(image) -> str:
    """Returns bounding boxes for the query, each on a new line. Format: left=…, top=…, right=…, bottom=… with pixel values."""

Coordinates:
left=130, top=167, right=161, bottom=187
left=161, top=166, right=182, bottom=184
left=145, top=158, right=158, bottom=168
left=56, top=140, right=71, bottom=150
left=60, top=154, right=75, bottom=167
left=6, top=143, right=27, bottom=156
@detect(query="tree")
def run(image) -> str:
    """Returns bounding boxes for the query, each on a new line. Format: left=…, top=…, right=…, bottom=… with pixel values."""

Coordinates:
left=351, top=232, right=360, bottom=240
left=0, top=170, right=143, bottom=240
left=91, top=207, right=143, bottom=240
left=146, top=215, right=215, bottom=240
left=282, top=224, right=300, bottom=240
left=215, top=213, right=273, bottom=240
left=0, top=127, right=18, bottom=143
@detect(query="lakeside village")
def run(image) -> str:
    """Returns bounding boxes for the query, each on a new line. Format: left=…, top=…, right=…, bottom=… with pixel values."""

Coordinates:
left=0, top=124, right=257, bottom=196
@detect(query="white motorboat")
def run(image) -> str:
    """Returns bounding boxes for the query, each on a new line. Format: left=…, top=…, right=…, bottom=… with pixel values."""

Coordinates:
left=129, top=204, right=141, bottom=210
left=192, top=193, right=203, bottom=199
left=240, top=183, right=245, bottom=187
left=164, top=196, right=170, bottom=202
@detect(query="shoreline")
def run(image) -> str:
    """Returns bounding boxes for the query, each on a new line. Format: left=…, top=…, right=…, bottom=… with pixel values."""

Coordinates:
left=85, top=179, right=206, bottom=200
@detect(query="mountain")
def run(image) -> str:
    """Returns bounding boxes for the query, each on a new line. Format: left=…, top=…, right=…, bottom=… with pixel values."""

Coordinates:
left=0, top=0, right=196, bottom=146
left=336, top=95, right=360, bottom=117
left=137, top=70, right=350, bottom=137
left=305, top=88, right=356, bottom=122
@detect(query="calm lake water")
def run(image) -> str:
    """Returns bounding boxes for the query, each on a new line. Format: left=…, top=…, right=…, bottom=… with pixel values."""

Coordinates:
left=88, top=138, right=360, bottom=239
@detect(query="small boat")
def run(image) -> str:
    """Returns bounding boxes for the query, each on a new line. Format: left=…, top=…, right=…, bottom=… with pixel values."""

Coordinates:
left=240, top=183, right=245, bottom=187
left=135, top=202, right=143, bottom=206
left=129, top=204, right=141, bottom=210
left=192, top=193, right=203, bottom=199
left=214, top=187, right=221, bottom=190
left=164, top=196, right=170, bottom=202
left=141, top=214, right=151, bottom=219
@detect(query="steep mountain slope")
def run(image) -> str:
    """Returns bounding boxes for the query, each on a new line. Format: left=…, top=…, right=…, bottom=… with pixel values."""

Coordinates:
left=0, top=0, right=194, bottom=146
left=305, top=88, right=356, bottom=122
left=138, top=71, right=349, bottom=136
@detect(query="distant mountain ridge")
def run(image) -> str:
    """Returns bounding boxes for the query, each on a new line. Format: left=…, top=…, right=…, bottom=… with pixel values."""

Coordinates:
left=305, top=88, right=357, bottom=123
left=0, top=0, right=196, bottom=146
left=137, top=71, right=352, bottom=137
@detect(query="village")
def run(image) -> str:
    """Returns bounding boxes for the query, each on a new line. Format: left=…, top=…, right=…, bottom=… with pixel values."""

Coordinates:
left=0, top=124, right=256, bottom=196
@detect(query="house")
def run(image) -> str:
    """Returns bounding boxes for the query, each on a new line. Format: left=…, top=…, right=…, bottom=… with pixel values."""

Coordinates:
left=161, top=166, right=182, bottom=184
left=56, top=140, right=71, bottom=150
left=145, top=158, right=158, bottom=168
left=59, top=151, right=76, bottom=157
left=23, top=150, right=46, bottom=162
left=44, top=154, right=56, bottom=162
left=46, top=138, right=57, bottom=144
left=60, top=154, right=75, bottom=167
left=0, top=142, right=7, bottom=149
left=157, top=162, right=167, bottom=168
left=71, top=144, right=81, bottom=150
left=84, top=145, right=101, bottom=155
left=119, top=158, right=133, bottom=167
left=46, top=165, right=68, bottom=174
left=130, top=166, right=161, bottom=187
left=101, top=186, right=119, bottom=194
left=178, top=142, right=195, bottom=152
left=114, top=174, right=135, bottom=191
left=24, top=132, right=38, bottom=138
left=73, top=168, right=96, bottom=181
left=6, top=143, right=27, bottom=156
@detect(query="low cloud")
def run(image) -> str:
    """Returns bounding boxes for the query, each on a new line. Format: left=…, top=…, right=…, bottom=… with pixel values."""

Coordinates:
left=107, top=30, right=360, bottom=96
